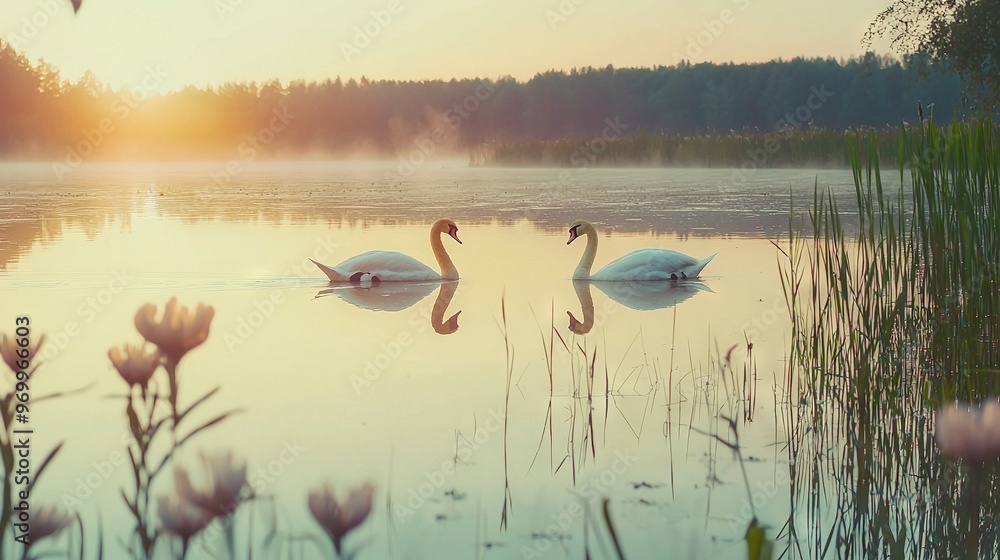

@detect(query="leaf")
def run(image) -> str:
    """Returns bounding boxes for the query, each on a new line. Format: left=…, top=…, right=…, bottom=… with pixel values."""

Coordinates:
left=602, top=498, right=626, bottom=560
left=75, top=510, right=85, bottom=560
left=150, top=410, right=240, bottom=477
left=175, top=386, right=221, bottom=426
left=121, top=490, right=139, bottom=516
left=126, top=402, right=143, bottom=443
left=26, top=441, right=64, bottom=495
left=34, top=382, right=95, bottom=403
left=746, top=518, right=774, bottom=560
left=177, top=410, right=240, bottom=448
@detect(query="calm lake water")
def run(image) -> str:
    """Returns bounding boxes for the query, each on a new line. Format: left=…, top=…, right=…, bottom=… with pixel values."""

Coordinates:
left=0, top=162, right=872, bottom=559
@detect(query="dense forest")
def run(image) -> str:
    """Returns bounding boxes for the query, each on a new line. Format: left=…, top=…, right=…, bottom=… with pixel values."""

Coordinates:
left=0, top=38, right=966, bottom=163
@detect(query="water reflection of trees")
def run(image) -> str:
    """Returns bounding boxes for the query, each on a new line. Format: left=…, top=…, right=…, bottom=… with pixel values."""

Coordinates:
left=0, top=185, right=134, bottom=269
left=1, top=164, right=845, bottom=268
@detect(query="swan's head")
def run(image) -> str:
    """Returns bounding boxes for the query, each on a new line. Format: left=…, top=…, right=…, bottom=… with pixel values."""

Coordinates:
left=566, top=220, right=593, bottom=245
left=433, top=219, right=462, bottom=244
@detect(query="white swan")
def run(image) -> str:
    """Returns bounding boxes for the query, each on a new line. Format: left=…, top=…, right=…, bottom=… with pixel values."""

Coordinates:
left=312, top=219, right=461, bottom=282
left=567, top=220, right=715, bottom=281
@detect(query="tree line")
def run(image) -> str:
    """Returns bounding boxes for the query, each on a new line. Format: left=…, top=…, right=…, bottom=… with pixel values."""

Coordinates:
left=0, top=39, right=968, bottom=162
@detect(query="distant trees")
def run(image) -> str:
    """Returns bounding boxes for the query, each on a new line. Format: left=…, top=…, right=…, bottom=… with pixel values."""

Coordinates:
left=867, top=0, right=1000, bottom=106
left=0, top=39, right=968, bottom=161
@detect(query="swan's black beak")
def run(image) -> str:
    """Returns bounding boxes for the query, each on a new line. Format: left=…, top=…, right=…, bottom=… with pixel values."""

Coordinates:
left=449, top=224, right=462, bottom=244
left=567, top=226, right=579, bottom=245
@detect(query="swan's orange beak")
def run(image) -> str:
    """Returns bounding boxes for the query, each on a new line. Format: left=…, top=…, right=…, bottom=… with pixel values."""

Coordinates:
left=567, top=226, right=579, bottom=245
left=448, top=224, right=462, bottom=244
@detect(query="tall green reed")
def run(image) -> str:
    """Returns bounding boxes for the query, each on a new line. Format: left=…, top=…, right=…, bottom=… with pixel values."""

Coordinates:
left=779, top=117, right=1000, bottom=558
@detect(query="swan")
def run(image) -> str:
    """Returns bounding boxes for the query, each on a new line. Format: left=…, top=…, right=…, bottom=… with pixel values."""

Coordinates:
left=312, top=219, right=461, bottom=282
left=566, top=220, right=715, bottom=281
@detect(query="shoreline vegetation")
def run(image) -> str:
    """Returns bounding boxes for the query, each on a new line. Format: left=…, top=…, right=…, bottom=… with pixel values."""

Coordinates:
left=779, top=115, right=999, bottom=558
left=1, top=37, right=967, bottom=166
left=469, top=129, right=897, bottom=169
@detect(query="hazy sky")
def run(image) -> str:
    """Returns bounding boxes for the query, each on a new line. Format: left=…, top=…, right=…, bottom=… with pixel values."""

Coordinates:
left=1, top=0, right=895, bottom=91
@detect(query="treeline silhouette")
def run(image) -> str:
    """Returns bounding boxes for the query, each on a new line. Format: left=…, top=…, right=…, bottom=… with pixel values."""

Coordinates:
left=0, top=39, right=965, bottom=162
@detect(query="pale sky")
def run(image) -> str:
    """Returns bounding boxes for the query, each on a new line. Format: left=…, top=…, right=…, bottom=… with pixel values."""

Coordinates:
left=1, top=0, right=895, bottom=91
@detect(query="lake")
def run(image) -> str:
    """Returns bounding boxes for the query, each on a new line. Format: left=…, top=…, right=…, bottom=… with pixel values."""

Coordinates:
left=0, top=161, right=869, bottom=559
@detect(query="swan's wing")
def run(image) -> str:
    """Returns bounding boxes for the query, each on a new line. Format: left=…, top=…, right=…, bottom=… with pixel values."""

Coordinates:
left=593, top=249, right=708, bottom=281
left=333, top=251, right=439, bottom=281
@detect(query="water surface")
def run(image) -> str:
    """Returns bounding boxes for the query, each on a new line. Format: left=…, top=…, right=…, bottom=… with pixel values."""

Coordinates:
left=0, top=162, right=868, bottom=559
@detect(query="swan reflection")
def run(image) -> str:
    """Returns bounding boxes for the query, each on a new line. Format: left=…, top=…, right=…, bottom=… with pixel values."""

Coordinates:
left=315, top=281, right=461, bottom=334
left=316, top=280, right=437, bottom=312
left=430, top=281, right=461, bottom=335
left=568, top=279, right=712, bottom=334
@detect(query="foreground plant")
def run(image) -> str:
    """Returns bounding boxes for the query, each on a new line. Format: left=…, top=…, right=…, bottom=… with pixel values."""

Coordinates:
left=779, top=116, right=1000, bottom=558
left=134, top=297, right=215, bottom=425
left=935, top=400, right=1000, bottom=559
left=157, top=494, right=211, bottom=559
left=308, top=482, right=375, bottom=559
left=174, top=451, right=248, bottom=556
left=935, top=401, right=1000, bottom=466
left=158, top=451, right=247, bottom=559
left=109, top=298, right=235, bottom=560
left=0, top=332, right=86, bottom=560
left=21, top=504, right=74, bottom=558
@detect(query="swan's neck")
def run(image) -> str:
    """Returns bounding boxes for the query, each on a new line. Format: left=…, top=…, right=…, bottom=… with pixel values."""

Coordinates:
left=570, top=281, right=595, bottom=333
left=431, top=230, right=458, bottom=280
left=431, top=282, right=459, bottom=333
left=573, top=229, right=598, bottom=279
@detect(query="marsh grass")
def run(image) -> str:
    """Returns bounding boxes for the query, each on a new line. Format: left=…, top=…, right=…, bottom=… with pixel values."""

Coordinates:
left=475, top=129, right=906, bottom=169
left=779, top=117, right=1000, bottom=558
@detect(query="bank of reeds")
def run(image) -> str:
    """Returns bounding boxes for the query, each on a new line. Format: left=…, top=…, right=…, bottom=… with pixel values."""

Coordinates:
left=779, top=117, right=1000, bottom=558
left=472, top=129, right=904, bottom=169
